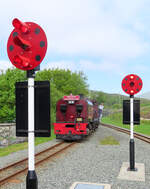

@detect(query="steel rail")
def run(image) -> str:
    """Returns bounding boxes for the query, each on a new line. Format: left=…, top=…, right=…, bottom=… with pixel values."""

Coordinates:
left=0, top=141, right=76, bottom=186
left=101, top=123, right=150, bottom=143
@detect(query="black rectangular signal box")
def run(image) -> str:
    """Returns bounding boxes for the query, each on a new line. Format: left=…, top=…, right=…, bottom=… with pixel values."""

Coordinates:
left=123, top=100, right=140, bottom=125
left=16, top=81, right=50, bottom=137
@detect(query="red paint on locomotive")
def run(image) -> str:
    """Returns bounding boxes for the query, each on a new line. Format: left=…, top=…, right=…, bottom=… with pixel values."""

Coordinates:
left=54, top=94, right=99, bottom=140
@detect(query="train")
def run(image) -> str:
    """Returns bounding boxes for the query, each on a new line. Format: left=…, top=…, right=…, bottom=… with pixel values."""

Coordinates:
left=54, top=94, right=99, bottom=140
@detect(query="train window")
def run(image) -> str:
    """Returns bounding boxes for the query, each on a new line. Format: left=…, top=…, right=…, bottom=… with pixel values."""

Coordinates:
left=76, top=104, right=83, bottom=113
left=60, top=104, right=67, bottom=113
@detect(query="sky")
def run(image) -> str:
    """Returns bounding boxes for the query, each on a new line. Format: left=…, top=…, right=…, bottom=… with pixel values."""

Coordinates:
left=0, top=0, right=150, bottom=95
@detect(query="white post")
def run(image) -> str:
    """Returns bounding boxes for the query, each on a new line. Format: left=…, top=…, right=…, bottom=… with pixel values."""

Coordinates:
left=130, top=97, right=134, bottom=139
left=28, top=77, right=35, bottom=170
left=26, top=72, right=37, bottom=189
left=129, top=95, right=136, bottom=171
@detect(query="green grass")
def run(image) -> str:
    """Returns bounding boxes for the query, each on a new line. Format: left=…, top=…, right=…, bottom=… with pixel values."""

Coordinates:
left=102, top=113, right=150, bottom=136
left=0, top=129, right=56, bottom=157
left=100, top=136, right=119, bottom=145
left=141, top=105, right=150, bottom=118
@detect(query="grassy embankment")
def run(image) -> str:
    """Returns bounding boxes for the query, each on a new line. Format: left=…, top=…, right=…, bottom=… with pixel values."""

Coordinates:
left=102, top=103, right=150, bottom=136
left=0, top=128, right=55, bottom=157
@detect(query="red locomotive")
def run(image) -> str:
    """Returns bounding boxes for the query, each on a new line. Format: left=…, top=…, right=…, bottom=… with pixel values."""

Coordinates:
left=54, top=94, right=99, bottom=140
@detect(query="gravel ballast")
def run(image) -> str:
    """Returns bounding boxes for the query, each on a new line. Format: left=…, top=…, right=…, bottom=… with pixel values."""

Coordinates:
left=2, top=125, right=150, bottom=189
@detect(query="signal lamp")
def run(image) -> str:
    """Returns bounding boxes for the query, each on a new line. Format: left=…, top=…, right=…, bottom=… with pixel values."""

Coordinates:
left=130, top=90, right=134, bottom=93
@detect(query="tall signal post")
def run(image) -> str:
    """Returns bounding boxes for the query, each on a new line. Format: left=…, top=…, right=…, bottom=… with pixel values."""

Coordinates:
left=7, top=18, right=48, bottom=189
left=122, top=74, right=143, bottom=171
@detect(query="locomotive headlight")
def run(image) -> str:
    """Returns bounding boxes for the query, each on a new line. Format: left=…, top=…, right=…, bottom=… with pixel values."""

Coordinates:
left=68, top=101, right=74, bottom=104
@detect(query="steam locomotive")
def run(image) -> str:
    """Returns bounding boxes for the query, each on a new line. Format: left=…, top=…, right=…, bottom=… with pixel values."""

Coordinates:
left=54, top=94, right=99, bottom=140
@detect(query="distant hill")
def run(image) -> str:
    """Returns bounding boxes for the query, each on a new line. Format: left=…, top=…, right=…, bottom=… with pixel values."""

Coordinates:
left=139, top=92, right=150, bottom=100
left=89, top=90, right=150, bottom=110
left=89, top=90, right=150, bottom=118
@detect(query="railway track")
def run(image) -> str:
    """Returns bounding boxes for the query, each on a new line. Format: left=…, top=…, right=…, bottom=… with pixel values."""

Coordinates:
left=101, top=123, right=150, bottom=144
left=0, top=141, right=76, bottom=187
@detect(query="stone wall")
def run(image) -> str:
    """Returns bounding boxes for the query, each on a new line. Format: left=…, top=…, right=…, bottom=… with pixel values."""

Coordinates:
left=0, top=123, right=27, bottom=146
left=0, top=123, right=16, bottom=138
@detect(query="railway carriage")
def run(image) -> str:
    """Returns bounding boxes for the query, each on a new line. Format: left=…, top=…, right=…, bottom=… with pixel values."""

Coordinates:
left=54, top=94, right=99, bottom=140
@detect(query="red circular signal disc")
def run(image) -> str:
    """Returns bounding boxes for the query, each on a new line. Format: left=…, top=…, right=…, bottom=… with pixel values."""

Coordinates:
left=7, top=21, right=47, bottom=70
left=121, top=74, right=143, bottom=95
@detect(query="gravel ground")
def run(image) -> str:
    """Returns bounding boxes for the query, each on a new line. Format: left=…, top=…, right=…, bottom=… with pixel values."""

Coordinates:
left=2, top=125, right=150, bottom=189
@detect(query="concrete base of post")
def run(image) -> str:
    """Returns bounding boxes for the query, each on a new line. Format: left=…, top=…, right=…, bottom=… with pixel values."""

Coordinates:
left=26, top=170, right=38, bottom=189
left=128, top=139, right=137, bottom=171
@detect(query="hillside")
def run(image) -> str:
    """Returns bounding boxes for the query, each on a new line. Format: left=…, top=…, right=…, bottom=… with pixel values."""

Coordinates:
left=89, top=90, right=150, bottom=108
left=89, top=90, right=150, bottom=119
left=140, top=92, right=150, bottom=100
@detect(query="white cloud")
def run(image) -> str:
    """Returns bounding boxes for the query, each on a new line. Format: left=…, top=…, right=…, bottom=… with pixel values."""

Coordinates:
left=0, top=60, right=13, bottom=72
left=45, top=61, right=76, bottom=71
left=45, top=59, right=125, bottom=75
left=0, top=0, right=149, bottom=60
left=0, top=0, right=150, bottom=94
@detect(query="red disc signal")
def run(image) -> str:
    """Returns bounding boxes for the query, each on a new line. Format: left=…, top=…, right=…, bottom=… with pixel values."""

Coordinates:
left=121, top=74, right=143, bottom=95
left=7, top=18, right=47, bottom=70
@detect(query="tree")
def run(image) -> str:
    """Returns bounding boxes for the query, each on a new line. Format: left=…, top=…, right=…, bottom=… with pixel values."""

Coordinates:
left=0, top=68, right=89, bottom=123
left=0, top=69, right=26, bottom=122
